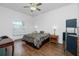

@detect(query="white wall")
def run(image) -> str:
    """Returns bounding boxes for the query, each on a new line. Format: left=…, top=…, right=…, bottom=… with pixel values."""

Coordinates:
left=77, top=4, right=79, bottom=36
left=0, top=7, right=33, bottom=40
left=0, top=4, right=79, bottom=43
left=33, top=4, right=79, bottom=44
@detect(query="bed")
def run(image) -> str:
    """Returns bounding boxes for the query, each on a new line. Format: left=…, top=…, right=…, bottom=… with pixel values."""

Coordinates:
left=22, top=31, right=50, bottom=48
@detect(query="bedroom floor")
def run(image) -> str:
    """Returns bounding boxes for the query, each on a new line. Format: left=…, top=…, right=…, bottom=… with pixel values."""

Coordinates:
left=7, top=40, right=73, bottom=56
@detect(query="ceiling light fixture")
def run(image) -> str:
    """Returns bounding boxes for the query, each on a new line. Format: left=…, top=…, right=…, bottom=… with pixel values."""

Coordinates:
left=24, top=3, right=42, bottom=12
left=30, top=6, right=36, bottom=11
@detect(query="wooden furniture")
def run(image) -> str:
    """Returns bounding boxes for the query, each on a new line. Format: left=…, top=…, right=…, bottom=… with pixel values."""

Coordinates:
left=50, top=35, right=58, bottom=44
left=0, top=38, right=14, bottom=56
left=64, top=19, right=77, bottom=56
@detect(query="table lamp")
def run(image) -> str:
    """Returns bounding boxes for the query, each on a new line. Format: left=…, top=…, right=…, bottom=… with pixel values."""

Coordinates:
left=53, top=25, right=57, bottom=35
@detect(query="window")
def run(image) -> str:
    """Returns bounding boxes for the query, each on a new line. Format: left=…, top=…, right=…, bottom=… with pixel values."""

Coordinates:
left=13, top=20, right=25, bottom=36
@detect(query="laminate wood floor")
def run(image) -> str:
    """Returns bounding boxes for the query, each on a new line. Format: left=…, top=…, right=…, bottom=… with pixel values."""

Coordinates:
left=14, top=40, right=64, bottom=56
left=7, top=40, right=75, bottom=56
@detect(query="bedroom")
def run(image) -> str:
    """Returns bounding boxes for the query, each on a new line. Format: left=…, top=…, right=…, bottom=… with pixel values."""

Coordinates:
left=0, top=3, right=79, bottom=56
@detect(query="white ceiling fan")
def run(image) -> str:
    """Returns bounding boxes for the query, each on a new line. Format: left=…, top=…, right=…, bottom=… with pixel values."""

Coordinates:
left=24, top=3, right=42, bottom=12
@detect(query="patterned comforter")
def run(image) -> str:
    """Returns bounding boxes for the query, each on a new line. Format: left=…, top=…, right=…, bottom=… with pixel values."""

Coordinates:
left=23, top=33, right=50, bottom=48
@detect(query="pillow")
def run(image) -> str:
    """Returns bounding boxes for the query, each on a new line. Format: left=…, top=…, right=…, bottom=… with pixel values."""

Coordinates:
left=40, top=31, right=44, bottom=34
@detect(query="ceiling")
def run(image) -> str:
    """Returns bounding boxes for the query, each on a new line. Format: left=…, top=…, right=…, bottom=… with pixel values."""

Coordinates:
left=0, top=3, right=71, bottom=17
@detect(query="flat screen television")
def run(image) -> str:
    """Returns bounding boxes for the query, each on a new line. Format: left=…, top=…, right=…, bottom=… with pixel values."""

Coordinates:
left=66, top=19, right=77, bottom=28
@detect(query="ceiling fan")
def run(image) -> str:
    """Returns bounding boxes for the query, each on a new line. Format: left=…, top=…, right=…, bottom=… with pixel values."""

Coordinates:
left=24, top=3, right=42, bottom=12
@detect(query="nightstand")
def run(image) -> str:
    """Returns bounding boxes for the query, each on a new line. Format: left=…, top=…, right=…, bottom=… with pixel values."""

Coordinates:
left=50, top=35, right=58, bottom=44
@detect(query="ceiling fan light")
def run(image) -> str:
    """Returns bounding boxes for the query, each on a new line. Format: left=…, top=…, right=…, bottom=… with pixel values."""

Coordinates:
left=30, top=7, right=36, bottom=11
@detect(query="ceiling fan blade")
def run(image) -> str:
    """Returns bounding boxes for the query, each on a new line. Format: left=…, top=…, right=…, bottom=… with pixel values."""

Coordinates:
left=24, top=6, right=29, bottom=8
left=37, top=8, right=41, bottom=11
left=30, top=3, right=35, bottom=6
left=37, top=3, right=42, bottom=6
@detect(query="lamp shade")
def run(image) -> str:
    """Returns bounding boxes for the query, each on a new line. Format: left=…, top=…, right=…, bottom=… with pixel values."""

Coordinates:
left=53, top=24, right=57, bottom=30
left=52, top=24, right=57, bottom=35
